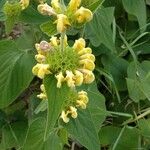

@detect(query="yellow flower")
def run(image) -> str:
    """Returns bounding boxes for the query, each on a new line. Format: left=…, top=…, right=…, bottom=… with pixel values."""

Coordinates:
left=40, top=84, right=46, bottom=93
left=55, top=72, right=65, bottom=88
left=35, top=54, right=46, bottom=63
left=78, top=47, right=92, bottom=56
left=60, top=111, right=70, bottom=123
left=80, top=53, right=95, bottom=62
left=78, top=93, right=89, bottom=104
left=73, top=38, right=86, bottom=52
left=79, top=59, right=95, bottom=71
left=74, top=70, right=83, bottom=86
left=37, top=93, right=47, bottom=100
left=69, top=106, right=78, bottom=118
left=32, top=64, right=51, bottom=79
left=20, top=0, right=29, bottom=10
left=65, top=70, right=75, bottom=88
left=79, top=69, right=95, bottom=84
left=50, top=36, right=59, bottom=47
left=75, top=7, right=93, bottom=23
left=76, top=100, right=86, bottom=109
left=51, top=0, right=61, bottom=13
left=68, top=0, right=81, bottom=12
left=55, top=14, right=71, bottom=33
left=37, top=3, right=56, bottom=16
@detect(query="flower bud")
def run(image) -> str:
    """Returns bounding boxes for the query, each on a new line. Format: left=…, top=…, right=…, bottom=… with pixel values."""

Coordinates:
left=20, top=0, right=29, bottom=10
left=38, top=3, right=56, bottom=16
left=68, top=0, right=81, bottom=12
left=55, top=72, right=65, bottom=88
left=73, top=38, right=86, bottom=52
left=60, top=111, right=70, bottom=123
left=55, top=14, right=70, bottom=33
left=75, top=7, right=93, bottom=23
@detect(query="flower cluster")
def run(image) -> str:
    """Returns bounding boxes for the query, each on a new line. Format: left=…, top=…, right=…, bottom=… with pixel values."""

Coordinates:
left=37, top=0, right=93, bottom=32
left=32, top=0, right=95, bottom=123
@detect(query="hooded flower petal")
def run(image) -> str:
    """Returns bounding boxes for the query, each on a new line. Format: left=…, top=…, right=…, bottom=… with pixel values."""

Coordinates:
left=37, top=93, right=47, bottom=100
left=20, top=0, right=29, bottom=10
left=60, top=111, right=70, bottom=123
left=55, top=72, right=65, bottom=88
left=74, top=70, right=83, bottom=86
left=69, top=106, right=78, bottom=118
left=79, top=59, right=95, bottom=71
left=35, top=54, right=46, bottom=63
left=78, top=47, right=92, bottom=55
left=65, top=70, right=75, bottom=88
left=73, top=38, right=86, bottom=52
left=80, top=53, right=95, bottom=62
left=76, top=100, right=86, bottom=109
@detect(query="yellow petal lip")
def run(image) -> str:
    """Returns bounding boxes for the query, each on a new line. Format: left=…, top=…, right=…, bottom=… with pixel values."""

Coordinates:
left=68, top=0, right=81, bottom=12
left=78, top=69, right=95, bottom=84
left=69, top=106, right=78, bottom=118
left=73, top=38, right=86, bottom=52
left=60, top=111, right=70, bottom=123
left=55, top=72, right=65, bottom=88
left=56, top=14, right=71, bottom=33
left=78, top=94, right=89, bottom=104
left=78, top=47, right=92, bottom=55
left=73, top=70, right=83, bottom=86
left=37, top=3, right=56, bottom=16
left=75, top=6, right=93, bottom=23
left=79, top=59, right=95, bottom=71
left=35, top=54, right=46, bottom=63
left=80, top=53, right=95, bottom=62
left=65, top=70, right=75, bottom=88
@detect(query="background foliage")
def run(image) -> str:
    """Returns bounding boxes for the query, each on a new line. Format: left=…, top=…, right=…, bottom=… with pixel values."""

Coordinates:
left=0, top=0, right=150, bottom=149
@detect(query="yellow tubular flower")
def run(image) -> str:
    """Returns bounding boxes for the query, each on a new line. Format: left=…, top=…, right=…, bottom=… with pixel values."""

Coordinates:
left=20, top=0, right=29, bottom=10
left=40, top=84, right=46, bottom=93
left=69, top=106, right=78, bottom=118
left=55, top=14, right=70, bottom=33
left=78, top=47, right=92, bottom=55
left=38, top=3, right=56, bottom=16
left=35, top=54, right=46, bottom=63
left=60, top=111, right=70, bottom=123
left=80, top=54, right=95, bottom=62
left=65, top=70, right=75, bottom=88
left=76, top=100, right=86, bottom=109
left=50, top=36, right=59, bottom=47
left=51, top=0, right=61, bottom=13
left=79, top=69, right=95, bottom=84
left=74, top=70, right=83, bottom=86
left=37, top=93, right=47, bottom=100
left=75, top=7, right=93, bottom=23
left=78, top=94, right=89, bottom=104
left=68, top=0, right=81, bottom=12
left=32, top=64, right=51, bottom=79
left=55, top=72, right=65, bottom=88
left=73, top=38, right=86, bottom=52
left=79, top=59, right=95, bottom=71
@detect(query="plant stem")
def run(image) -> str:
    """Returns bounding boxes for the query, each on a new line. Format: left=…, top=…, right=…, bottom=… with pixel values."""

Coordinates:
left=60, top=32, right=65, bottom=52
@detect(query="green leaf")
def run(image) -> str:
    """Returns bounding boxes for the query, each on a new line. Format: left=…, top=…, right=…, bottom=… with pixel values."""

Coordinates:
left=102, top=55, right=129, bottom=91
left=64, top=83, right=106, bottom=150
left=81, top=0, right=105, bottom=11
left=19, top=6, right=49, bottom=24
left=122, top=0, right=147, bottom=32
left=22, top=117, right=63, bottom=150
left=111, top=126, right=140, bottom=150
left=0, top=40, right=35, bottom=108
left=127, top=61, right=150, bottom=102
left=40, top=20, right=57, bottom=37
left=44, top=75, right=70, bottom=135
left=84, top=7, right=115, bottom=51
left=0, top=121, right=28, bottom=149
left=138, top=119, right=150, bottom=139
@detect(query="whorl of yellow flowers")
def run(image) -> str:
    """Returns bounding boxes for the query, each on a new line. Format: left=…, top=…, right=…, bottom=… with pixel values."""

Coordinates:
left=37, top=0, right=93, bottom=33
left=32, top=0, right=95, bottom=123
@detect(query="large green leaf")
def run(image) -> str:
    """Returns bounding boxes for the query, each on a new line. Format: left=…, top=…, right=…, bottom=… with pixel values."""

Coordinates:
left=127, top=61, right=150, bottom=102
left=0, top=40, right=35, bottom=108
left=122, top=0, right=147, bottom=32
left=64, top=83, right=106, bottom=150
left=84, top=7, right=115, bottom=51
left=22, top=117, right=63, bottom=150
left=44, top=75, right=70, bottom=136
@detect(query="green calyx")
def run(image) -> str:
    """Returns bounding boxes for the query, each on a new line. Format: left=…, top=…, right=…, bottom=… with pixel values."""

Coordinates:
left=47, top=46, right=79, bottom=74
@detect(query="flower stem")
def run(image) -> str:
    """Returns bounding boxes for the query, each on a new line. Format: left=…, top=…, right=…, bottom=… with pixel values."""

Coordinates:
left=60, top=32, right=65, bottom=52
